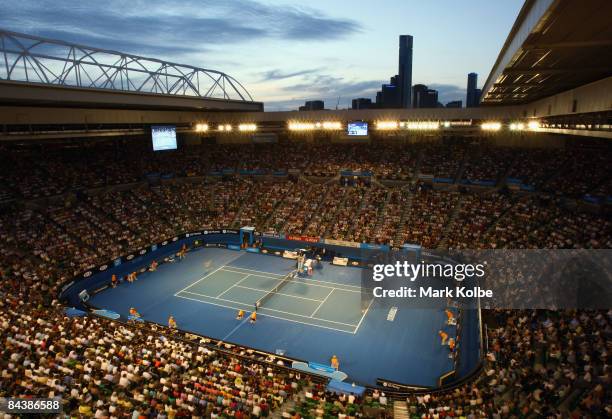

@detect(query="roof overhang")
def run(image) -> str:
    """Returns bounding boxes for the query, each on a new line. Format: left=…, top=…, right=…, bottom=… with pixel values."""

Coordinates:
left=481, top=0, right=612, bottom=105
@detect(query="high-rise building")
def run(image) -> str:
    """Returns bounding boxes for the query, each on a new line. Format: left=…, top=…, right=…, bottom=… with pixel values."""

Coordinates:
left=352, top=98, right=372, bottom=109
left=466, top=73, right=479, bottom=107
left=298, top=100, right=324, bottom=111
left=412, top=84, right=427, bottom=108
left=446, top=100, right=462, bottom=108
left=375, top=76, right=401, bottom=108
left=381, top=84, right=400, bottom=108
left=474, top=88, right=482, bottom=105
left=412, top=84, right=438, bottom=108
left=398, top=35, right=413, bottom=108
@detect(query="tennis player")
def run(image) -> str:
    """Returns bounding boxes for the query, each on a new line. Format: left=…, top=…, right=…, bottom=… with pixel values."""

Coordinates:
left=250, top=311, right=257, bottom=324
left=236, top=309, right=245, bottom=320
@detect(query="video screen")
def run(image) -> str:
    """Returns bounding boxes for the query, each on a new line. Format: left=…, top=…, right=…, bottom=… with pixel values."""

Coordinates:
left=347, top=121, right=368, bottom=136
left=151, top=125, right=177, bottom=151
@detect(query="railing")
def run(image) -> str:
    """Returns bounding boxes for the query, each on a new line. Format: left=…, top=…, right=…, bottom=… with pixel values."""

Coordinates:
left=0, top=29, right=254, bottom=101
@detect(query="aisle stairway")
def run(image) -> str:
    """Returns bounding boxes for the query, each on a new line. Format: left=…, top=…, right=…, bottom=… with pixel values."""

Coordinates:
left=393, top=188, right=414, bottom=244
left=393, top=400, right=410, bottom=419
left=437, top=195, right=464, bottom=249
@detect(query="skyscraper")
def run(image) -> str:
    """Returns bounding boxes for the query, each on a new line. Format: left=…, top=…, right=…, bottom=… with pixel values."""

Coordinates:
left=398, top=35, right=413, bottom=108
left=298, top=100, right=324, bottom=111
left=412, top=84, right=438, bottom=108
left=446, top=100, right=462, bottom=108
left=352, top=98, right=372, bottom=109
left=466, top=72, right=479, bottom=107
left=474, top=88, right=482, bottom=105
left=412, top=84, right=427, bottom=108
left=375, top=76, right=401, bottom=108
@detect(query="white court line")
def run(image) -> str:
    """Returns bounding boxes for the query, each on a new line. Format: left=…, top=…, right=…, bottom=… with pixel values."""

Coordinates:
left=310, top=288, right=335, bottom=318
left=174, top=251, right=244, bottom=295
left=178, top=289, right=358, bottom=328
left=221, top=266, right=288, bottom=277
left=233, top=284, right=324, bottom=302
left=221, top=267, right=362, bottom=293
left=175, top=264, right=226, bottom=295
left=216, top=274, right=251, bottom=299
left=174, top=293, right=355, bottom=334
left=353, top=297, right=375, bottom=334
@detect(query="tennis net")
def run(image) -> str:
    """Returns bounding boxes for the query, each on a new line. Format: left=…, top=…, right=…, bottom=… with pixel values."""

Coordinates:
left=255, top=270, right=296, bottom=311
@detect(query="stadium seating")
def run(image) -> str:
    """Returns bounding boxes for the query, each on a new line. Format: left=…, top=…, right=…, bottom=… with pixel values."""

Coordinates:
left=0, top=138, right=610, bottom=417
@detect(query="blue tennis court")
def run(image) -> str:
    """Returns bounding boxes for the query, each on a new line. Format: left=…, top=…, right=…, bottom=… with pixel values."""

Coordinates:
left=175, top=265, right=370, bottom=333
left=90, top=247, right=462, bottom=387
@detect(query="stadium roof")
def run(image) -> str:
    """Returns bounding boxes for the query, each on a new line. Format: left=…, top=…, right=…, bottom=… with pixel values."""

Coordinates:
left=481, top=0, right=612, bottom=105
left=0, top=29, right=263, bottom=111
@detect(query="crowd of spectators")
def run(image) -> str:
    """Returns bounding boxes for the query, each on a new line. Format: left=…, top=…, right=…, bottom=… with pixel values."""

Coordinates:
left=0, top=138, right=610, bottom=417
left=1, top=139, right=610, bottom=200
left=445, top=192, right=514, bottom=249
left=0, top=292, right=313, bottom=417
left=461, top=146, right=515, bottom=183
left=402, top=309, right=610, bottom=418
left=402, top=187, right=462, bottom=249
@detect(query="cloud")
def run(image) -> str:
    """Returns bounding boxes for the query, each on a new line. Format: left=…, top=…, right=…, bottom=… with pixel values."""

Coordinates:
left=281, top=73, right=381, bottom=97
left=427, top=83, right=466, bottom=105
left=259, top=68, right=322, bottom=81
left=0, top=0, right=360, bottom=58
left=261, top=71, right=382, bottom=110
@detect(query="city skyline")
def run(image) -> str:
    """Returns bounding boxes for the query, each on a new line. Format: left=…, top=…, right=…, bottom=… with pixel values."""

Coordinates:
left=1, top=0, right=524, bottom=109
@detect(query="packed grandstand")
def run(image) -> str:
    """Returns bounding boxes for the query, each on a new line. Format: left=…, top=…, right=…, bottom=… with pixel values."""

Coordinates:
left=2, top=0, right=612, bottom=415
left=0, top=138, right=610, bottom=417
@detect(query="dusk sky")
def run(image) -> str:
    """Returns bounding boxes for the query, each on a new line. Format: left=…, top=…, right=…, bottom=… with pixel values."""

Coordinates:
left=1, top=0, right=524, bottom=110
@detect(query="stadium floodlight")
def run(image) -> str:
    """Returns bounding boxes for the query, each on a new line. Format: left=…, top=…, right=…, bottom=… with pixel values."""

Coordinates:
left=375, top=121, right=400, bottom=130
left=406, top=121, right=440, bottom=130
left=288, top=121, right=341, bottom=131
left=443, top=121, right=451, bottom=128
left=321, top=121, right=343, bottom=130
left=288, top=121, right=316, bottom=131
left=527, top=120, right=541, bottom=130
left=218, top=124, right=233, bottom=132
left=451, top=120, right=473, bottom=126
left=238, top=123, right=257, bottom=132
left=509, top=122, right=525, bottom=131
left=195, top=123, right=209, bottom=132
left=481, top=122, right=502, bottom=131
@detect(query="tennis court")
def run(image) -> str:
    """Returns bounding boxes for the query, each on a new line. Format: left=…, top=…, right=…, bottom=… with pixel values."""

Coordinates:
left=89, top=248, right=466, bottom=387
left=175, top=265, right=372, bottom=333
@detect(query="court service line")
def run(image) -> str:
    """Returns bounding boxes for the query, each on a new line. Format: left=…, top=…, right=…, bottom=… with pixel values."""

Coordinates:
left=216, top=274, right=251, bottom=299
left=232, top=284, right=324, bottom=302
left=174, top=252, right=244, bottom=295
left=221, top=267, right=363, bottom=293
left=353, top=297, right=375, bottom=334
left=173, top=293, right=355, bottom=334
left=175, top=264, right=226, bottom=296
left=309, top=288, right=335, bottom=318
left=174, top=293, right=250, bottom=312
left=178, top=289, right=358, bottom=328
